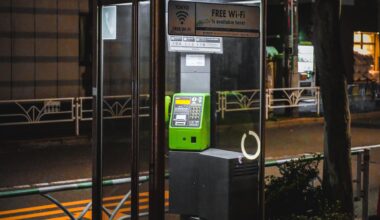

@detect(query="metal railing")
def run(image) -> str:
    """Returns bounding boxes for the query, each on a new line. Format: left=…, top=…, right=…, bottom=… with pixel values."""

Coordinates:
left=76, top=95, right=150, bottom=135
left=266, top=87, right=320, bottom=119
left=1, top=86, right=379, bottom=135
left=0, top=98, right=76, bottom=126
left=78, top=95, right=150, bottom=121
left=216, top=89, right=261, bottom=119
left=1, top=145, right=378, bottom=220
left=0, top=96, right=151, bottom=136
left=348, top=83, right=380, bottom=99
left=216, top=87, right=320, bottom=119
left=0, top=174, right=160, bottom=220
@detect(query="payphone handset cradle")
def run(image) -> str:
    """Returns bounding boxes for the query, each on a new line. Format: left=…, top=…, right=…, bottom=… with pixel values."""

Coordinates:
left=169, top=93, right=210, bottom=151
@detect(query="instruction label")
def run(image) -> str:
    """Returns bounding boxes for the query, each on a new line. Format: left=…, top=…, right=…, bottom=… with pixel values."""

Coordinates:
left=168, top=36, right=223, bottom=54
left=168, top=1, right=260, bottom=38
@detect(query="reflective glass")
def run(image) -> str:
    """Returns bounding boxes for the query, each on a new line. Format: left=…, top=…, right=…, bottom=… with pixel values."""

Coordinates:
left=165, top=1, right=262, bottom=219
left=101, top=4, right=133, bottom=219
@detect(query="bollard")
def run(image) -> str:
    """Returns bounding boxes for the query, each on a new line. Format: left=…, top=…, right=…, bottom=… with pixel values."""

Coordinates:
left=377, top=189, right=380, bottom=217
left=362, top=149, right=370, bottom=220
left=75, top=98, right=80, bottom=136
left=355, top=152, right=362, bottom=201
left=316, top=88, right=320, bottom=116
left=265, top=91, right=270, bottom=119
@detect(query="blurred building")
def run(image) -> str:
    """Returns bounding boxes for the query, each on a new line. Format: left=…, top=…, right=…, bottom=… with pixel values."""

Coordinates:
left=0, top=0, right=379, bottom=101
left=0, top=0, right=90, bottom=100
left=267, top=0, right=380, bottom=88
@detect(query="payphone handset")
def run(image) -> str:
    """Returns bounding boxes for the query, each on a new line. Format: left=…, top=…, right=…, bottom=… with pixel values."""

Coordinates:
left=169, top=93, right=210, bottom=151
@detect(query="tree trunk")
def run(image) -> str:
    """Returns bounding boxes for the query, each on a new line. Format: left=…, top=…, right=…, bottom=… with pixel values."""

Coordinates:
left=314, top=0, right=354, bottom=217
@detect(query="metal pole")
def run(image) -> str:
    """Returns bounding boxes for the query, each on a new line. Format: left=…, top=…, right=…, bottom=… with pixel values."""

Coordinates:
left=283, top=0, right=290, bottom=88
left=316, top=88, right=320, bottom=115
left=266, top=89, right=270, bottom=119
left=222, top=93, right=225, bottom=119
left=292, top=0, right=298, bottom=88
left=355, top=152, right=362, bottom=201
left=259, top=0, right=267, bottom=219
left=75, top=98, right=80, bottom=136
left=91, top=0, right=103, bottom=219
left=148, top=0, right=166, bottom=218
left=131, top=0, right=140, bottom=218
left=362, top=149, right=370, bottom=220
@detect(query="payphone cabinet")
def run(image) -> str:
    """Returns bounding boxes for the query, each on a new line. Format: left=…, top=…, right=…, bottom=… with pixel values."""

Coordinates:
left=169, top=93, right=210, bottom=151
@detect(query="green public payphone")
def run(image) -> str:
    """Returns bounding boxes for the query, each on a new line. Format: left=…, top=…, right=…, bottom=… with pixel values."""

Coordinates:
left=169, top=93, right=210, bottom=151
left=167, top=41, right=215, bottom=151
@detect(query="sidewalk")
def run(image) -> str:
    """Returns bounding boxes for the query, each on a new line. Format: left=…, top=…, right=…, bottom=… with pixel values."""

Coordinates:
left=266, top=111, right=380, bottom=128
left=1, top=111, right=380, bottom=154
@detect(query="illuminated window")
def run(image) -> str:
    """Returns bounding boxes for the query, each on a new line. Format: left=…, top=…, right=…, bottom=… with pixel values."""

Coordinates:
left=353, top=31, right=379, bottom=74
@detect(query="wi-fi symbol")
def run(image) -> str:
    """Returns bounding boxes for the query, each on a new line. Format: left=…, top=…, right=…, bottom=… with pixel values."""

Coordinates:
left=176, top=10, right=189, bottom=24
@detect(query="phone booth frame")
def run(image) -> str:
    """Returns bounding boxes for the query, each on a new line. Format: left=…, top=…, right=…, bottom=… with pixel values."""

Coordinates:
left=91, top=0, right=267, bottom=219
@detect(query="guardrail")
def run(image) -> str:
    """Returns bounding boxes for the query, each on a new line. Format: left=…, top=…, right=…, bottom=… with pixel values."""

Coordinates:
left=0, top=85, right=379, bottom=135
left=216, top=87, right=320, bottom=119
left=0, top=98, right=76, bottom=126
left=0, top=96, right=151, bottom=136
left=348, top=83, right=380, bottom=100
left=78, top=95, right=150, bottom=121
left=0, top=174, right=159, bottom=220
left=266, top=87, right=320, bottom=119
left=1, top=145, right=378, bottom=220
left=216, top=89, right=261, bottom=119
left=76, top=95, right=150, bottom=135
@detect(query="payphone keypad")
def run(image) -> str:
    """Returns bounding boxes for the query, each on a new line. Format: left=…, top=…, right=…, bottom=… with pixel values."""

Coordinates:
left=172, top=96, right=203, bottom=128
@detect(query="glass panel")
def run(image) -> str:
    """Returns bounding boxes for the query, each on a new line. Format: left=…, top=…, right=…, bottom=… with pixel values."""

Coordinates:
left=213, top=37, right=261, bottom=150
left=101, top=3, right=133, bottom=219
left=165, top=1, right=262, bottom=219
left=362, top=33, right=375, bottom=43
left=98, top=1, right=263, bottom=219
left=353, top=32, right=376, bottom=57
left=353, top=44, right=361, bottom=51
left=353, top=32, right=361, bottom=43
left=363, top=44, right=375, bottom=56
left=138, top=1, right=151, bottom=219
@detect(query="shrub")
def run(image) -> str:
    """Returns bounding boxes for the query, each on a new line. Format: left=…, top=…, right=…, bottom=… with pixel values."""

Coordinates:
left=265, top=156, right=351, bottom=220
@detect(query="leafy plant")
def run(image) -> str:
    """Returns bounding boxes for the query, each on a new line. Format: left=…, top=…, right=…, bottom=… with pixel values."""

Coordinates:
left=265, top=156, right=351, bottom=220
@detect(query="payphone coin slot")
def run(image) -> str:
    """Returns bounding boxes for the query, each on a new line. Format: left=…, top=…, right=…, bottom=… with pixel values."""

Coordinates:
left=191, top=136, right=197, bottom=143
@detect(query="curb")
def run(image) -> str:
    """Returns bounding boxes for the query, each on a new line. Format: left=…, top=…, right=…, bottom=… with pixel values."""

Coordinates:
left=266, top=111, right=380, bottom=129
left=266, top=117, right=323, bottom=128
left=0, top=136, right=91, bottom=154
left=1, top=111, right=380, bottom=153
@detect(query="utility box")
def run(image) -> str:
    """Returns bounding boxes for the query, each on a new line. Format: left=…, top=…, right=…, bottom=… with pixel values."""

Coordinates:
left=169, top=93, right=210, bottom=151
left=169, top=151, right=201, bottom=216
left=169, top=149, right=259, bottom=220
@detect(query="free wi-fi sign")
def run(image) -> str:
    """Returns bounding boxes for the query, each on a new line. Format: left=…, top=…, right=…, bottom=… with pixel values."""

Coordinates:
left=176, top=10, right=189, bottom=25
left=168, top=1, right=196, bottom=35
left=168, top=1, right=260, bottom=38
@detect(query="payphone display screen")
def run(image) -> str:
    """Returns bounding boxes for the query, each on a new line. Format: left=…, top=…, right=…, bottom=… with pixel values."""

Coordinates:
left=171, top=96, right=203, bottom=128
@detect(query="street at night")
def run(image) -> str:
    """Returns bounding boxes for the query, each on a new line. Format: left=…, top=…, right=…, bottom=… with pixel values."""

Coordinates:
left=2, top=0, right=380, bottom=219
left=1, top=114, right=380, bottom=219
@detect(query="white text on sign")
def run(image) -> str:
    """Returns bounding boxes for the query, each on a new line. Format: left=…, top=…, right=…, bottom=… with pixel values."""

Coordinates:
left=211, top=9, right=246, bottom=19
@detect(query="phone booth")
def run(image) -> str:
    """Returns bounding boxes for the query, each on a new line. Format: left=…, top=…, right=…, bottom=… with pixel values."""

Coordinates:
left=92, top=0, right=266, bottom=219
left=166, top=1, right=266, bottom=220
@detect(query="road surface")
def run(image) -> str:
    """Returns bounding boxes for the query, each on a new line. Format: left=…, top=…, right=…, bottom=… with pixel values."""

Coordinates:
left=0, top=116, right=379, bottom=219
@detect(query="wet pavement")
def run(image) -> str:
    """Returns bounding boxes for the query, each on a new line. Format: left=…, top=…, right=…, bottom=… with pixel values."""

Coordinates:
left=0, top=113, right=380, bottom=218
